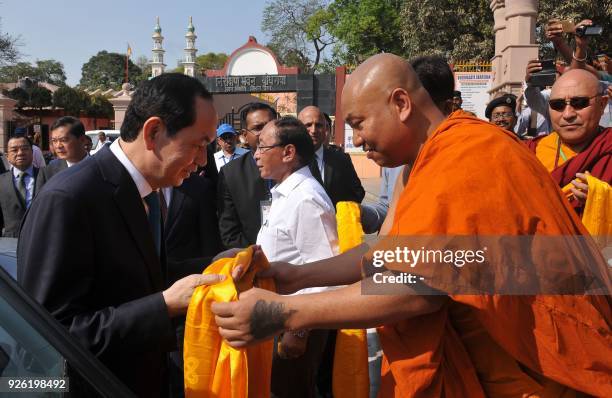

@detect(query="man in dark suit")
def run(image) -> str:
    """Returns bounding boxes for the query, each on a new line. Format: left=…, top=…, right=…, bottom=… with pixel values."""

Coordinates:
left=217, top=102, right=277, bottom=248
left=0, top=136, right=38, bottom=237
left=36, top=116, right=88, bottom=192
left=298, top=106, right=365, bottom=206
left=165, top=173, right=222, bottom=282
left=18, top=73, right=223, bottom=397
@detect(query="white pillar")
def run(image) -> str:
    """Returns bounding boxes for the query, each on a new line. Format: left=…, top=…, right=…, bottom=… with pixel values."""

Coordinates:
left=109, top=84, right=133, bottom=130
left=490, top=0, right=539, bottom=96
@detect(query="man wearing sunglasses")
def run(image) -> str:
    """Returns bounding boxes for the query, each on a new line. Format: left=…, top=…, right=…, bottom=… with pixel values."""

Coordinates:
left=527, top=68, right=610, bottom=214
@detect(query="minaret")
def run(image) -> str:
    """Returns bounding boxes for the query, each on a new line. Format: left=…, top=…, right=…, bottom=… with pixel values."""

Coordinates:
left=150, top=17, right=166, bottom=78
left=182, top=16, right=197, bottom=77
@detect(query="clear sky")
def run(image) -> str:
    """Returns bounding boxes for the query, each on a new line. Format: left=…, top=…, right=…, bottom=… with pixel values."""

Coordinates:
left=1, top=0, right=271, bottom=85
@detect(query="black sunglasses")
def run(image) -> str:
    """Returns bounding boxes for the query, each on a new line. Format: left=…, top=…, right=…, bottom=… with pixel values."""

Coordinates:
left=549, top=95, right=598, bottom=112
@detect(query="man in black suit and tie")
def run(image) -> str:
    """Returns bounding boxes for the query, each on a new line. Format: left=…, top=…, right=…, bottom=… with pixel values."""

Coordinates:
left=217, top=102, right=277, bottom=248
left=298, top=106, right=365, bottom=207
left=36, top=116, right=89, bottom=192
left=0, top=136, right=38, bottom=237
left=18, top=73, right=223, bottom=397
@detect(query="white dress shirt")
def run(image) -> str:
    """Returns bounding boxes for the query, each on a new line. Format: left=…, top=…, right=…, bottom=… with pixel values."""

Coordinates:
left=256, top=166, right=338, bottom=294
left=214, top=147, right=248, bottom=171
left=11, top=166, right=35, bottom=208
left=314, top=145, right=325, bottom=181
left=109, top=139, right=152, bottom=199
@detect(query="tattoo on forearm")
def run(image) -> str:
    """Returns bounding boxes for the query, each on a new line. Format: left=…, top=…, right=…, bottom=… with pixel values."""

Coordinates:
left=250, top=300, right=295, bottom=339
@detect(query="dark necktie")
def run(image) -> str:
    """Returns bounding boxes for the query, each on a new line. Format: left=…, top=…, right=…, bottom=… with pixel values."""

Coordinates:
left=309, top=155, right=323, bottom=185
left=17, top=172, right=28, bottom=206
left=144, top=191, right=162, bottom=256
left=159, top=189, right=168, bottom=225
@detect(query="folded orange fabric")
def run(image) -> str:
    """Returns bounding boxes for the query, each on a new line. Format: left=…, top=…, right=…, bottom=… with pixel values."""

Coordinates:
left=333, top=202, right=370, bottom=398
left=184, top=247, right=275, bottom=398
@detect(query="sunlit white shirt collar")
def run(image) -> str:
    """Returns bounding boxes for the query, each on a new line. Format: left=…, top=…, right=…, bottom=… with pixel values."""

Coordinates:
left=272, top=166, right=311, bottom=200
left=109, top=139, right=152, bottom=198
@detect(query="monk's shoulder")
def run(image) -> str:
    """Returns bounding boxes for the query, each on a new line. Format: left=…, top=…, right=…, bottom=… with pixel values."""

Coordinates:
left=423, top=120, right=536, bottom=171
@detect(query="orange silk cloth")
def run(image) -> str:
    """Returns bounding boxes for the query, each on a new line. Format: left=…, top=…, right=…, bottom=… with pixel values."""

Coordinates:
left=184, top=247, right=275, bottom=398
left=333, top=202, right=370, bottom=398
left=378, top=113, right=612, bottom=397
left=533, top=132, right=578, bottom=172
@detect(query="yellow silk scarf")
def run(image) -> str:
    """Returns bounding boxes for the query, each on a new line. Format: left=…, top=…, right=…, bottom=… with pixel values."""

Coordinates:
left=581, top=175, right=611, bottom=248
left=333, top=202, right=370, bottom=398
left=184, top=246, right=275, bottom=398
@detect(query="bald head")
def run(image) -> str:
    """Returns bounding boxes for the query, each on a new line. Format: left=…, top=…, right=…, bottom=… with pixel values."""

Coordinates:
left=549, top=68, right=607, bottom=151
left=341, top=53, right=446, bottom=167
left=298, top=106, right=328, bottom=150
left=345, top=54, right=423, bottom=100
left=551, top=68, right=600, bottom=97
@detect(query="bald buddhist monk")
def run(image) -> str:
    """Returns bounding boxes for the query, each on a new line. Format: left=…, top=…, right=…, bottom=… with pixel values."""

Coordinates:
left=212, top=54, right=612, bottom=397
left=526, top=68, right=610, bottom=214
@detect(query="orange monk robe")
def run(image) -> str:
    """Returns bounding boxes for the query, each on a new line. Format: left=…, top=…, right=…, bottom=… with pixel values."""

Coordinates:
left=377, top=112, right=612, bottom=397
left=529, top=132, right=577, bottom=171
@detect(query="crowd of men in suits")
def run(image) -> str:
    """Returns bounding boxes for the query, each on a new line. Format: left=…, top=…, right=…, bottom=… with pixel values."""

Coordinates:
left=1, top=72, right=365, bottom=397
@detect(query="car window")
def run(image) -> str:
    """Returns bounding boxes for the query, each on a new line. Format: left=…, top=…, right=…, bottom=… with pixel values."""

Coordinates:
left=0, top=269, right=134, bottom=397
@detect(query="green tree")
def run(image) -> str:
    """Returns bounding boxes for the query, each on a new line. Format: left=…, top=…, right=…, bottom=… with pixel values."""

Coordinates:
left=34, top=59, right=67, bottom=86
left=196, top=52, right=228, bottom=72
left=5, top=84, right=52, bottom=122
left=261, top=0, right=335, bottom=72
left=28, top=85, right=53, bottom=122
left=0, top=18, right=20, bottom=65
left=400, top=0, right=494, bottom=62
left=87, top=95, right=113, bottom=128
left=5, top=87, right=28, bottom=108
left=53, top=86, right=90, bottom=116
left=328, top=0, right=404, bottom=65
left=0, top=59, right=66, bottom=85
left=134, top=55, right=152, bottom=81
left=0, top=62, right=36, bottom=83
left=536, top=1, right=611, bottom=58
left=80, top=50, right=143, bottom=90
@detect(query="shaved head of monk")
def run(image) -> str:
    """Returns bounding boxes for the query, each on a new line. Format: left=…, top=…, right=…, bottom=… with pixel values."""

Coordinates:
left=342, top=53, right=445, bottom=167
left=549, top=68, right=608, bottom=151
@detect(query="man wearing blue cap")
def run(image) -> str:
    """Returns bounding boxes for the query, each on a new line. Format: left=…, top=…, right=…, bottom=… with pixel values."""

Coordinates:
left=214, top=123, right=248, bottom=171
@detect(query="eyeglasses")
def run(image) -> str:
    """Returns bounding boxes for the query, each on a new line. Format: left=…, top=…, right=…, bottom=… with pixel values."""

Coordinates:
left=491, top=112, right=515, bottom=120
left=256, top=144, right=284, bottom=153
left=549, top=95, right=599, bottom=112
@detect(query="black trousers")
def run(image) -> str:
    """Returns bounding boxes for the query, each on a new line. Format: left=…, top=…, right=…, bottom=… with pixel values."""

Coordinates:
left=271, top=329, right=329, bottom=398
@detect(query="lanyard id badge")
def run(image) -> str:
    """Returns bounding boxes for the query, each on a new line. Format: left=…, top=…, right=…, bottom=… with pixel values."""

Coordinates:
left=260, top=199, right=272, bottom=227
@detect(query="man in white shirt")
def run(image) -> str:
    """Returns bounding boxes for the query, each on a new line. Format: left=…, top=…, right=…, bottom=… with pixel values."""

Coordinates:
left=255, top=116, right=338, bottom=398
left=213, top=123, right=248, bottom=171
left=91, top=131, right=111, bottom=154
